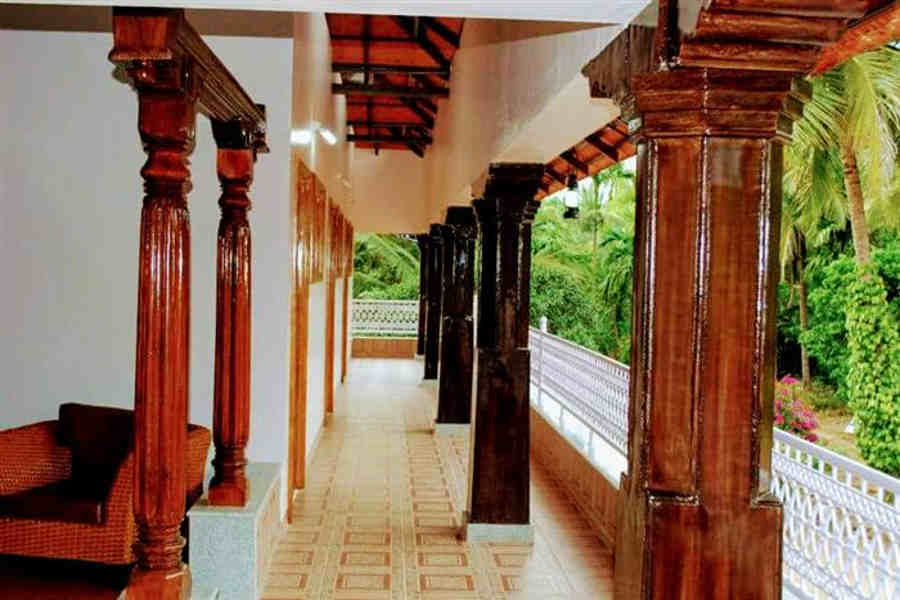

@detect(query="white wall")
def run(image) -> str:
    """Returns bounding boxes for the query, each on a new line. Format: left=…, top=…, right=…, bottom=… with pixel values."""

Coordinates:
left=0, top=29, right=294, bottom=513
left=306, top=282, right=327, bottom=460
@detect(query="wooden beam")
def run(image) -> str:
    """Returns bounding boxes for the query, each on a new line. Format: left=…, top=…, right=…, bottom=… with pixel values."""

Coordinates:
left=332, top=83, right=449, bottom=98
left=422, top=17, right=461, bottom=48
left=392, top=15, right=452, bottom=70
left=348, top=134, right=434, bottom=145
left=332, top=62, right=451, bottom=77
left=585, top=132, right=622, bottom=162
left=110, top=8, right=266, bottom=150
left=559, top=150, right=590, bottom=175
left=545, top=166, right=567, bottom=186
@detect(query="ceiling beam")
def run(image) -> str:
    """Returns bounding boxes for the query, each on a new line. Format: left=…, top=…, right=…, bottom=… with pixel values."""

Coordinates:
left=333, top=63, right=451, bottom=77
left=421, top=17, right=460, bottom=48
left=391, top=16, right=452, bottom=70
left=559, top=150, right=590, bottom=176
left=333, top=83, right=449, bottom=98
left=348, top=134, right=434, bottom=145
left=584, top=132, right=622, bottom=162
left=545, top=167, right=567, bottom=186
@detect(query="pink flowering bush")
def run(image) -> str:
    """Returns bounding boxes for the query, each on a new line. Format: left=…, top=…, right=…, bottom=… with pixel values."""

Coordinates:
left=774, top=376, right=819, bottom=443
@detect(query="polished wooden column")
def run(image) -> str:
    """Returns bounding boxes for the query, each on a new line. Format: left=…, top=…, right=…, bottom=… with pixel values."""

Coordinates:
left=123, top=60, right=197, bottom=600
left=423, top=224, right=444, bottom=380
left=208, top=119, right=258, bottom=507
left=416, top=234, right=430, bottom=357
left=614, top=68, right=809, bottom=600
left=468, top=164, right=542, bottom=527
left=436, top=207, right=477, bottom=426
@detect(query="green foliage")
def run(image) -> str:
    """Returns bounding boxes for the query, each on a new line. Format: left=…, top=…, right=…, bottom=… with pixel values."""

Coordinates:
left=529, top=163, right=636, bottom=363
left=353, top=234, right=420, bottom=300
left=845, top=268, right=900, bottom=476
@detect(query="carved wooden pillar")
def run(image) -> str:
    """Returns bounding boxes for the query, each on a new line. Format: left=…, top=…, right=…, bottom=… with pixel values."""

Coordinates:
left=416, top=234, right=430, bottom=358
left=208, top=119, right=258, bottom=507
left=614, top=68, right=809, bottom=599
left=466, top=164, right=542, bottom=538
left=436, top=207, right=477, bottom=428
left=423, top=224, right=444, bottom=380
left=116, top=57, right=197, bottom=600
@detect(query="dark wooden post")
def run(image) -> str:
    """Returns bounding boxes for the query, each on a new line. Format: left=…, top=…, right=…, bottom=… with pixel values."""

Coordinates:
left=436, top=206, right=477, bottom=429
left=423, top=224, right=444, bottom=380
left=614, top=69, right=809, bottom=599
left=208, top=118, right=260, bottom=507
left=112, top=32, right=197, bottom=600
left=416, top=234, right=430, bottom=357
left=466, top=164, right=542, bottom=540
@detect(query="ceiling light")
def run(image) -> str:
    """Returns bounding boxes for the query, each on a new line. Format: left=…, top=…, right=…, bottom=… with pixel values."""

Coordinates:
left=290, top=129, right=313, bottom=146
left=319, top=128, right=337, bottom=146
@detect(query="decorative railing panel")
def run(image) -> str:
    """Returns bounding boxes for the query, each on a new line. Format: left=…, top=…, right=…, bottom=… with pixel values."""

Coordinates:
left=351, top=299, right=419, bottom=337
left=528, top=320, right=900, bottom=600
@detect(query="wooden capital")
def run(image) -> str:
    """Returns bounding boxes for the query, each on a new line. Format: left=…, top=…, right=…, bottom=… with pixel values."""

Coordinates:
left=208, top=136, right=253, bottom=507
left=615, top=68, right=809, bottom=600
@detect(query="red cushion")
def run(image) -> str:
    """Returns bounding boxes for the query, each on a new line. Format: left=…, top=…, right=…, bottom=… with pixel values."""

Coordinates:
left=0, top=480, right=105, bottom=524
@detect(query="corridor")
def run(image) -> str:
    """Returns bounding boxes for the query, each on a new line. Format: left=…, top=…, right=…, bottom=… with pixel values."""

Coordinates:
left=261, top=359, right=614, bottom=599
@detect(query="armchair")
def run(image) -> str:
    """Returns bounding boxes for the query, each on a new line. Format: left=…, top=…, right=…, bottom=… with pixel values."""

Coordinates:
left=0, top=403, right=210, bottom=565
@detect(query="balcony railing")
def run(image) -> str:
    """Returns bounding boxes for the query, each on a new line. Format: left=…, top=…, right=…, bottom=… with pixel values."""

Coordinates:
left=351, top=299, right=419, bottom=337
left=529, top=321, right=900, bottom=600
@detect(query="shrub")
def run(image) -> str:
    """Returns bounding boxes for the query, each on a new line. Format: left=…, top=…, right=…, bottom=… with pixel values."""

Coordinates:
left=774, top=376, right=820, bottom=442
left=845, top=268, right=900, bottom=477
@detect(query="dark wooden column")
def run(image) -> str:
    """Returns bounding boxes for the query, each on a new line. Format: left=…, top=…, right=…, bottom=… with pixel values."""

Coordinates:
left=416, top=234, right=430, bottom=357
left=467, top=164, right=542, bottom=534
left=208, top=118, right=261, bottom=507
left=436, top=207, right=477, bottom=427
left=423, top=224, right=444, bottom=380
left=614, top=69, right=809, bottom=600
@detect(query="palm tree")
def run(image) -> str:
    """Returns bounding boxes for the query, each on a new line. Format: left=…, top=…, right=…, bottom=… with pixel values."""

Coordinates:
left=793, top=47, right=900, bottom=267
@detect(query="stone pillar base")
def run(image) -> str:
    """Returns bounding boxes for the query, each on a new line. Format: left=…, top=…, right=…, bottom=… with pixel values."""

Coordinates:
left=461, top=512, right=534, bottom=543
left=188, top=463, right=283, bottom=600
left=433, top=422, right=470, bottom=436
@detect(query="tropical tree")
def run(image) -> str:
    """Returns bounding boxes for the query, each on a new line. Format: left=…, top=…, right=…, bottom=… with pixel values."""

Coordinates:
left=353, top=233, right=420, bottom=299
left=792, top=47, right=900, bottom=267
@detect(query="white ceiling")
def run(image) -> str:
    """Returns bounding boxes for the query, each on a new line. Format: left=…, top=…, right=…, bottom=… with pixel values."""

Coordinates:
left=7, top=1, right=652, bottom=24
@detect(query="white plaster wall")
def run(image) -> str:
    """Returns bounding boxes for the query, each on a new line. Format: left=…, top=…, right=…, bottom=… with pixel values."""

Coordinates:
left=348, top=150, right=429, bottom=233
left=291, top=12, right=353, bottom=212
left=306, top=281, right=327, bottom=461
left=0, top=29, right=294, bottom=513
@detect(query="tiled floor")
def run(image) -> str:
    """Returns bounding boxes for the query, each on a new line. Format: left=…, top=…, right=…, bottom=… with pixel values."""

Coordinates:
left=263, top=358, right=614, bottom=600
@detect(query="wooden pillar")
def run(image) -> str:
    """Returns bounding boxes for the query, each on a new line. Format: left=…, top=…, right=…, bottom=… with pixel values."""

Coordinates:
left=614, top=68, right=809, bottom=600
left=416, top=234, right=430, bottom=357
left=436, top=207, right=477, bottom=427
left=208, top=118, right=258, bottom=507
left=466, top=164, right=542, bottom=538
left=119, top=54, right=197, bottom=600
left=423, top=224, right=444, bottom=380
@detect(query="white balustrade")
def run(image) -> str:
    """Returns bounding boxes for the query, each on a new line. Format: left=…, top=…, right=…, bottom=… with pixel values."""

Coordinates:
left=351, top=299, right=419, bottom=336
left=528, top=319, right=900, bottom=600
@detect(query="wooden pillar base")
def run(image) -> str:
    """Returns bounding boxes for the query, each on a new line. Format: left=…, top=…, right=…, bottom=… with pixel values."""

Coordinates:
left=208, top=447, right=249, bottom=506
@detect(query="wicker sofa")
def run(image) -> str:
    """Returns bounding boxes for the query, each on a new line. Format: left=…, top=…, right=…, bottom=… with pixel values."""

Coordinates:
left=0, top=403, right=210, bottom=565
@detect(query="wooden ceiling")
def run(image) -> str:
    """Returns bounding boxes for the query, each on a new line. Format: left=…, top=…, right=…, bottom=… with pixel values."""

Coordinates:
left=326, top=14, right=464, bottom=157
left=537, top=118, right=636, bottom=200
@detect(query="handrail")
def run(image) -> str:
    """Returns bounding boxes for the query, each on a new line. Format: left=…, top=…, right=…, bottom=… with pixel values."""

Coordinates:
left=528, top=321, right=899, bottom=600
left=351, top=299, right=419, bottom=336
